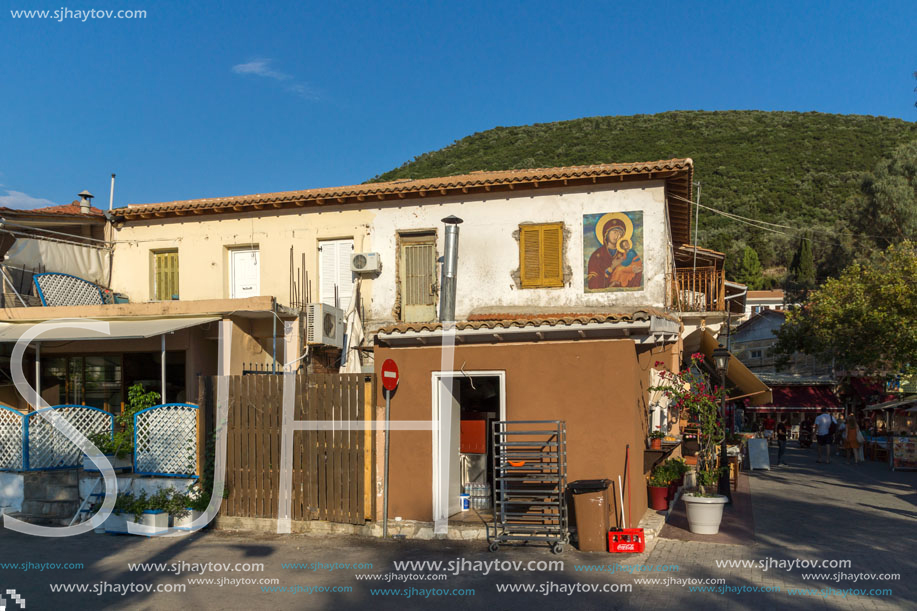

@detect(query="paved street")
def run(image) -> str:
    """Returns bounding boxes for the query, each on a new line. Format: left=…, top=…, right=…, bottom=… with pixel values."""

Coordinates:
left=1, top=443, right=914, bottom=610
left=636, top=443, right=917, bottom=610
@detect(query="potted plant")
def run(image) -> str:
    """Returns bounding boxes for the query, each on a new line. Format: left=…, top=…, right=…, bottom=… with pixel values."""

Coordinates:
left=651, top=354, right=729, bottom=534
left=649, top=428, right=666, bottom=450
left=144, top=488, right=190, bottom=535
left=173, top=482, right=209, bottom=530
left=660, top=461, right=680, bottom=501
left=647, top=465, right=669, bottom=510
left=100, top=488, right=191, bottom=536
left=667, top=457, right=689, bottom=487
left=101, top=490, right=146, bottom=534
left=84, top=383, right=161, bottom=472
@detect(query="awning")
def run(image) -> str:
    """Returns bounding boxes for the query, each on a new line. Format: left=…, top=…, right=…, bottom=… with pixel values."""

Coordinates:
left=0, top=317, right=220, bottom=342
left=863, top=395, right=917, bottom=413
left=745, top=405, right=844, bottom=413
left=750, top=384, right=841, bottom=413
left=699, top=329, right=773, bottom=406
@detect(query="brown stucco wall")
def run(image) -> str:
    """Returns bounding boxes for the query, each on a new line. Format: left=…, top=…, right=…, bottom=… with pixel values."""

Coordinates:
left=375, top=338, right=657, bottom=529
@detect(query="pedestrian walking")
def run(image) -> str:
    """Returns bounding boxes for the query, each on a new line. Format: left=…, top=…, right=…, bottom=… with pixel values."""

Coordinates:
left=836, top=417, right=847, bottom=456
left=814, top=407, right=837, bottom=464
left=846, top=418, right=863, bottom=464
left=776, top=418, right=788, bottom=465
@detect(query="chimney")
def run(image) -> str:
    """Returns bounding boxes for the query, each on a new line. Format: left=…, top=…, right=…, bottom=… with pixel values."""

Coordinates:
left=439, top=215, right=463, bottom=323
left=78, top=190, right=94, bottom=214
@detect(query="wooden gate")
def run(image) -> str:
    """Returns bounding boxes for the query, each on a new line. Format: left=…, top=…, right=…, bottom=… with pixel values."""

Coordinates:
left=199, top=373, right=370, bottom=525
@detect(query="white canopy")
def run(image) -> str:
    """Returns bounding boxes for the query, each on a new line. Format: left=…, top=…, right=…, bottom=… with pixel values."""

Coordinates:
left=0, top=317, right=219, bottom=342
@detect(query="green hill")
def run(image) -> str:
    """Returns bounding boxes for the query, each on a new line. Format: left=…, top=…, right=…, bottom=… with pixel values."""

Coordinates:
left=370, top=111, right=917, bottom=282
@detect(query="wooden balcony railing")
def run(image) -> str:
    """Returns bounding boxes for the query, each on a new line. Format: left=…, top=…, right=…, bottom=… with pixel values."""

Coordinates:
left=669, top=266, right=726, bottom=312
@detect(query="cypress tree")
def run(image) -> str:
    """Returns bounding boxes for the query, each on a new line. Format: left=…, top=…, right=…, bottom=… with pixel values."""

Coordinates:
left=736, top=246, right=764, bottom=290
left=786, top=237, right=816, bottom=303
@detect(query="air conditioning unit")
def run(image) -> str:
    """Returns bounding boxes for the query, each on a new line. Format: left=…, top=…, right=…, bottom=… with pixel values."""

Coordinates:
left=351, top=252, right=382, bottom=274
left=305, top=303, right=344, bottom=348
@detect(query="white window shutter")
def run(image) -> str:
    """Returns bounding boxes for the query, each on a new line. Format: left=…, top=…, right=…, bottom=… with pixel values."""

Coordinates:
left=319, top=239, right=354, bottom=308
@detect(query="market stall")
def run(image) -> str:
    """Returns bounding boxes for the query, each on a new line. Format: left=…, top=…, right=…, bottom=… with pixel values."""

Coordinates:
left=862, top=396, right=917, bottom=470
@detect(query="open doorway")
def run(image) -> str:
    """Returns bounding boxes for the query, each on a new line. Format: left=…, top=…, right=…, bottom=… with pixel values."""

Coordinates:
left=431, top=371, right=505, bottom=525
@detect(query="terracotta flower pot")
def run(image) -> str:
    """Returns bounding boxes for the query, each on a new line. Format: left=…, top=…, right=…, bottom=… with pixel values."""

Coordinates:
left=648, top=485, right=668, bottom=510
left=667, top=482, right=678, bottom=501
left=651, top=438, right=662, bottom=450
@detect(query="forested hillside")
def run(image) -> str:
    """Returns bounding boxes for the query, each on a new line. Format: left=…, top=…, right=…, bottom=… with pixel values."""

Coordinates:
left=370, top=111, right=917, bottom=283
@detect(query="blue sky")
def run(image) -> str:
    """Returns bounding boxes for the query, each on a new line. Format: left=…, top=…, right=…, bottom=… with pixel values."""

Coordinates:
left=1, top=0, right=915, bottom=209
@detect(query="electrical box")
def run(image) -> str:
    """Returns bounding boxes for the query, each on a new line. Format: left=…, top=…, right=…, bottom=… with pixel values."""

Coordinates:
left=305, top=303, right=344, bottom=349
left=350, top=252, right=381, bottom=274
left=461, top=420, right=487, bottom=454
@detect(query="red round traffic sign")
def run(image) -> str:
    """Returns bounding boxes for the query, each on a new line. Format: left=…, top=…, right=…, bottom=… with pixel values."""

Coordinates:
left=381, top=359, right=399, bottom=392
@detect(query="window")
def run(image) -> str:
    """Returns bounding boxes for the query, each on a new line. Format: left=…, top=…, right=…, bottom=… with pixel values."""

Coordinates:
left=519, top=223, right=563, bottom=288
left=399, top=232, right=437, bottom=322
left=751, top=349, right=763, bottom=359
left=319, top=239, right=354, bottom=308
left=229, top=247, right=260, bottom=298
left=152, top=250, right=179, bottom=300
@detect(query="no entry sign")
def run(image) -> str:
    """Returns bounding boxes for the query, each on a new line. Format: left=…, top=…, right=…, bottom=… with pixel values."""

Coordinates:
left=381, top=358, right=399, bottom=392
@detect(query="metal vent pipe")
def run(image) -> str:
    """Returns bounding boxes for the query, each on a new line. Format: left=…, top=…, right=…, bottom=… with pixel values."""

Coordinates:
left=439, top=215, right=463, bottom=323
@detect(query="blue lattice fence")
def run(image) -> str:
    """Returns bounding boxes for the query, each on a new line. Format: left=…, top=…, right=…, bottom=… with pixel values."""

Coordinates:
left=0, top=405, right=25, bottom=471
left=25, top=405, right=114, bottom=470
left=133, top=403, right=199, bottom=477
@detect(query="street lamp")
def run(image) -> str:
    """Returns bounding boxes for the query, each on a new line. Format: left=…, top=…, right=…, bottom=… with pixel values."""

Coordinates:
left=711, top=345, right=732, bottom=502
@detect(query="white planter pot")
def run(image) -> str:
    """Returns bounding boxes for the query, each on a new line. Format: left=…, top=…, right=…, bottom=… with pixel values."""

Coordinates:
left=172, top=509, right=204, bottom=530
left=138, top=510, right=169, bottom=535
left=83, top=454, right=133, bottom=472
left=102, top=511, right=130, bottom=534
left=683, top=493, right=728, bottom=534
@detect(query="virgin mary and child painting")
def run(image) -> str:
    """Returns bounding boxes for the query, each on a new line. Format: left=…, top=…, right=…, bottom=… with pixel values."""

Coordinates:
left=584, top=211, right=644, bottom=292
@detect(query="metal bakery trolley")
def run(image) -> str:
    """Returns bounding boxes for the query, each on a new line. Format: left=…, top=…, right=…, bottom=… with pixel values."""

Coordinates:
left=488, top=420, right=568, bottom=554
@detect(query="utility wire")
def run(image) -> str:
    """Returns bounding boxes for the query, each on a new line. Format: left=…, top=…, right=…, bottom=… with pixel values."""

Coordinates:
left=669, top=193, right=884, bottom=248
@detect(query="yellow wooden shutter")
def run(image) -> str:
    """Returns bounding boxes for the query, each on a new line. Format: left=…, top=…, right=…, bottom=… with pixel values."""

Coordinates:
left=520, top=226, right=542, bottom=287
left=541, top=224, right=563, bottom=287
left=519, top=224, right=563, bottom=288
left=154, top=251, right=179, bottom=300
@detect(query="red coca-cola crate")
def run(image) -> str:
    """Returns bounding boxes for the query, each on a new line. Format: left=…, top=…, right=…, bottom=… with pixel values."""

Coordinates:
left=608, top=528, right=645, bottom=553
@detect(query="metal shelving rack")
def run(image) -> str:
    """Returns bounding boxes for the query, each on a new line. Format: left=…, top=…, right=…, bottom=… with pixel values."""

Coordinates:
left=488, top=420, right=568, bottom=554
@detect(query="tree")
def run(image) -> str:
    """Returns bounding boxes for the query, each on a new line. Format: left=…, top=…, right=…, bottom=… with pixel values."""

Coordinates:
left=734, top=245, right=764, bottom=290
left=774, top=242, right=917, bottom=377
left=859, top=140, right=917, bottom=247
left=785, top=236, right=816, bottom=303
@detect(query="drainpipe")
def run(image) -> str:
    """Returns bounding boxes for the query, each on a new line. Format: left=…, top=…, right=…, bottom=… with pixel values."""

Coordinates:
left=35, top=343, right=41, bottom=408
left=272, top=300, right=277, bottom=374
left=439, top=216, right=463, bottom=323
left=161, top=334, right=166, bottom=403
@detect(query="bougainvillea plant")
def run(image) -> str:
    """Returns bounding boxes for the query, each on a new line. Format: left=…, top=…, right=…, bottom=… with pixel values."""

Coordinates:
left=651, top=353, right=725, bottom=496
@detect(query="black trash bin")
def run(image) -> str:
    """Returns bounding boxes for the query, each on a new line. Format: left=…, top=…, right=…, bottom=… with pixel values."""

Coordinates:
left=568, top=479, right=612, bottom=552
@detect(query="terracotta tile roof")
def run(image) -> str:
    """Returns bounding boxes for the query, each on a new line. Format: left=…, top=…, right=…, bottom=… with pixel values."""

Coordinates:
left=0, top=201, right=105, bottom=218
left=117, top=159, right=694, bottom=243
left=377, top=309, right=672, bottom=335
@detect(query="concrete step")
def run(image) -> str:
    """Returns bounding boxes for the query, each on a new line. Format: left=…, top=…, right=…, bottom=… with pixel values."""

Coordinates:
left=23, top=482, right=79, bottom=502
left=4, top=512, right=71, bottom=527
left=20, top=500, right=79, bottom=519
left=23, top=470, right=78, bottom=487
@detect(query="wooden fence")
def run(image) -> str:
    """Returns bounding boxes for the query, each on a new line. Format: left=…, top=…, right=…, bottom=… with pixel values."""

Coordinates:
left=199, top=373, right=371, bottom=525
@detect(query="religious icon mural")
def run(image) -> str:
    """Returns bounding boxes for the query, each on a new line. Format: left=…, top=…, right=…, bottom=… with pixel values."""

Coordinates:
left=584, top=211, right=644, bottom=292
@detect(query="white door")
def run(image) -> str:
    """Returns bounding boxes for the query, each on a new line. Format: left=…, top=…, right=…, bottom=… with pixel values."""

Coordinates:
left=230, top=248, right=260, bottom=298
left=319, top=239, right=354, bottom=308
left=434, top=377, right=462, bottom=519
